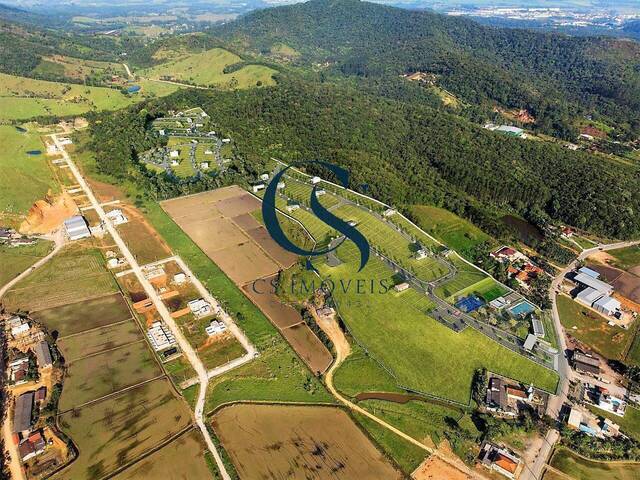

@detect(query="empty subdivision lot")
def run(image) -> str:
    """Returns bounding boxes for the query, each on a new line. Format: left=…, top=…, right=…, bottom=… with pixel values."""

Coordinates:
left=54, top=378, right=192, bottom=480
left=212, top=404, right=401, bottom=480
left=162, top=186, right=330, bottom=372
left=58, top=339, right=162, bottom=411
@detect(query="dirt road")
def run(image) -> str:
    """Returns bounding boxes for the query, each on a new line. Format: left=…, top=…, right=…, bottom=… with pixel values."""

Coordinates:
left=52, top=134, right=233, bottom=480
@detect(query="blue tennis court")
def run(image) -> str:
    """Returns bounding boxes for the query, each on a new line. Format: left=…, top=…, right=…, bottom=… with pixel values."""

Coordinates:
left=508, top=301, right=535, bottom=317
left=455, top=295, right=484, bottom=313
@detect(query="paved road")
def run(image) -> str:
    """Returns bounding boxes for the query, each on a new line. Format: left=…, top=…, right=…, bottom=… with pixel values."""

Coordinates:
left=521, top=239, right=640, bottom=480
left=0, top=229, right=65, bottom=480
left=52, top=134, right=233, bottom=480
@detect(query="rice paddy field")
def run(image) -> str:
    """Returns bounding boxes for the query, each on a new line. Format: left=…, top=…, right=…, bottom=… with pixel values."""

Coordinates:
left=0, top=125, right=57, bottom=217
left=318, top=242, right=558, bottom=403
left=0, top=73, right=179, bottom=121
left=57, top=319, right=142, bottom=362
left=140, top=48, right=277, bottom=88
left=112, top=429, right=214, bottom=479
left=58, top=340, right=162, bottom=411
left=54, top=378, right=192, bottom=480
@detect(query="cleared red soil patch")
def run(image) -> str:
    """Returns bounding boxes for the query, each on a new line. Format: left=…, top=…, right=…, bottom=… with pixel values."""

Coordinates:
left=209, top=243, right=280, bottom=285
left=242, top=278, right=302, bottom=329
left=212, top=404, right=401, bottom=480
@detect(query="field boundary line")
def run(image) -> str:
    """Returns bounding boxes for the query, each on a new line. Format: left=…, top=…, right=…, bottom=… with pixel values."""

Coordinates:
left=57, top=317, right=133, bottom=340
left=19, top=290, right=123, bottom=314
left=56, top=374, right=166, bottom=415
left=207, top=399, right=340, bottom=416
left=65, top=338, right=146, bottom=365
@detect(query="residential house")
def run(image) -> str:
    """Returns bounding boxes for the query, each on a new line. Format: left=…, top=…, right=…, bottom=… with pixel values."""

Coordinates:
left=394, top=282, right=410, bottom=293
left=479, top=442, right=521, bottom=479
left=205, top=320, right=227, bottom=336
left=573, top=352, right=600, bottom=376
left=33, top=341, right=52, bottom=368
left=18, top=431, right=46, bottom=462
left=13, top=392, right=34, bottom=434
left=188, top=298, right=213, bottom=318
left=147, top=321, right=176, bottom=352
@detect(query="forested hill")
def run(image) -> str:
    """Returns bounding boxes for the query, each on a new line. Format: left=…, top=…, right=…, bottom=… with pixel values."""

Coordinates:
left=213, top=0, right=640, bottom=139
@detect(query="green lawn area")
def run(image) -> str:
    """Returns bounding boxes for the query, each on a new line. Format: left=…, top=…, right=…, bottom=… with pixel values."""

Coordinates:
left=550, top=447, right=640, bottom=480
left=331, top=203, right=450, bottom=282
left=444, top=276, right=509, bottom=303
left=557, top=295, right=632, bottom=361
left=407, top=205, right=494, bottom=254
left=625, top=330, right=640, bottom=367
left=607, top=245, right=640, bottom=270
left=318, top=242, right=558, bottom=404
left=0, top=240, right=53, bottom=288
left=0, top=125, right=57, bottom=216
left=589, top=405, right=640, bottom=442
left=434, top=253, right=489, bottom=301
left=572, top=235, right=598, bottom=250
left=141, top=48, right=277, bottom=89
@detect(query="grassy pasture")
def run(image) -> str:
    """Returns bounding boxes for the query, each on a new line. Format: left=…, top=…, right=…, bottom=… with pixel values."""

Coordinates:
left=113, top=429, right=213, bottom=479
left=550, top=447, right=640, bottom=480
left=32, top=293, right=131, bottom=337
left=407, top=205, right=493, bottom=253
left=0, top=240, right=53, bottom=287
left=3, top=245, right=118, bottom=312
left=557, top=295, right=632, bottom=361
left=141, top=48, right=277, bottom=88
left=164, top=356, right=197, bottom=386
left=0, top=125, right=57, bottom=216
left=0, top=73, right=178, bottom=121
left=54, top=378, right=192, bottom=480
left=319, top=243, right=558, bottom=403
left=57, top=319, right=141, bottom=362
left=34, top=55, right=125, bottom=81
left=59, top=339, right=162, bottom=411
left=607, top=245, right=640, bottom=270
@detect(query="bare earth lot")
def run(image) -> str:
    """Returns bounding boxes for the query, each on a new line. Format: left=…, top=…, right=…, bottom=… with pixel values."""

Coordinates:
left=162, top=186, right=331, bottom=372
left=212, top=404, right=401, bottom=480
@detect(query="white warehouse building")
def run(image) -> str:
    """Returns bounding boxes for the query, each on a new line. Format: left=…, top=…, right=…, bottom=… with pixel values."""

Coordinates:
left=63, top=215, right=91, bottom=241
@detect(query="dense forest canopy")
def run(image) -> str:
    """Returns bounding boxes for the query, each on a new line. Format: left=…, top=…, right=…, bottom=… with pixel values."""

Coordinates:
left=213, top=0, right=640, bottom=139
left=88, top=78, right=640, bottom=239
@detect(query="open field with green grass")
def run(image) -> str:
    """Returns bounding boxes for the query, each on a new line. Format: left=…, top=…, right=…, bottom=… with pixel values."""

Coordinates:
left=57, top=319, right=142, bottom=362
left=282, top=178, right=342, bottom=210
left=141, top=48, right=277, bottom=88
left=113, top=429, right=214, bottom=479
left=164, top=356, right=197, bottom=385
left=33, top=55, right=125, bottom=81
left=0, top=240, right=53, bottom=287
left=318, top=243, right=558, bottom=403
left=446, top=276, right=509, bottom=303
left=3, top=245, right=118, bottom=312
left=607, top=245, right=640, bottom=270
left=557, top=295, right=632, bottom=361
left=59, top=339, right=162, bottom=410
left=408, top=205, right=494, bottom=254
left=331, top=203, right=449, bottom=282
left=32, top=293, right=131, bottom=336
left=434, top=253, right=490, bottom=301
left=0, top=73, right=178, bottom=121
left=54, top=378, right=192, bottom=480
left=550, top=447, right=640, bottom=480
left=0, top=125, right=57, bottom=216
